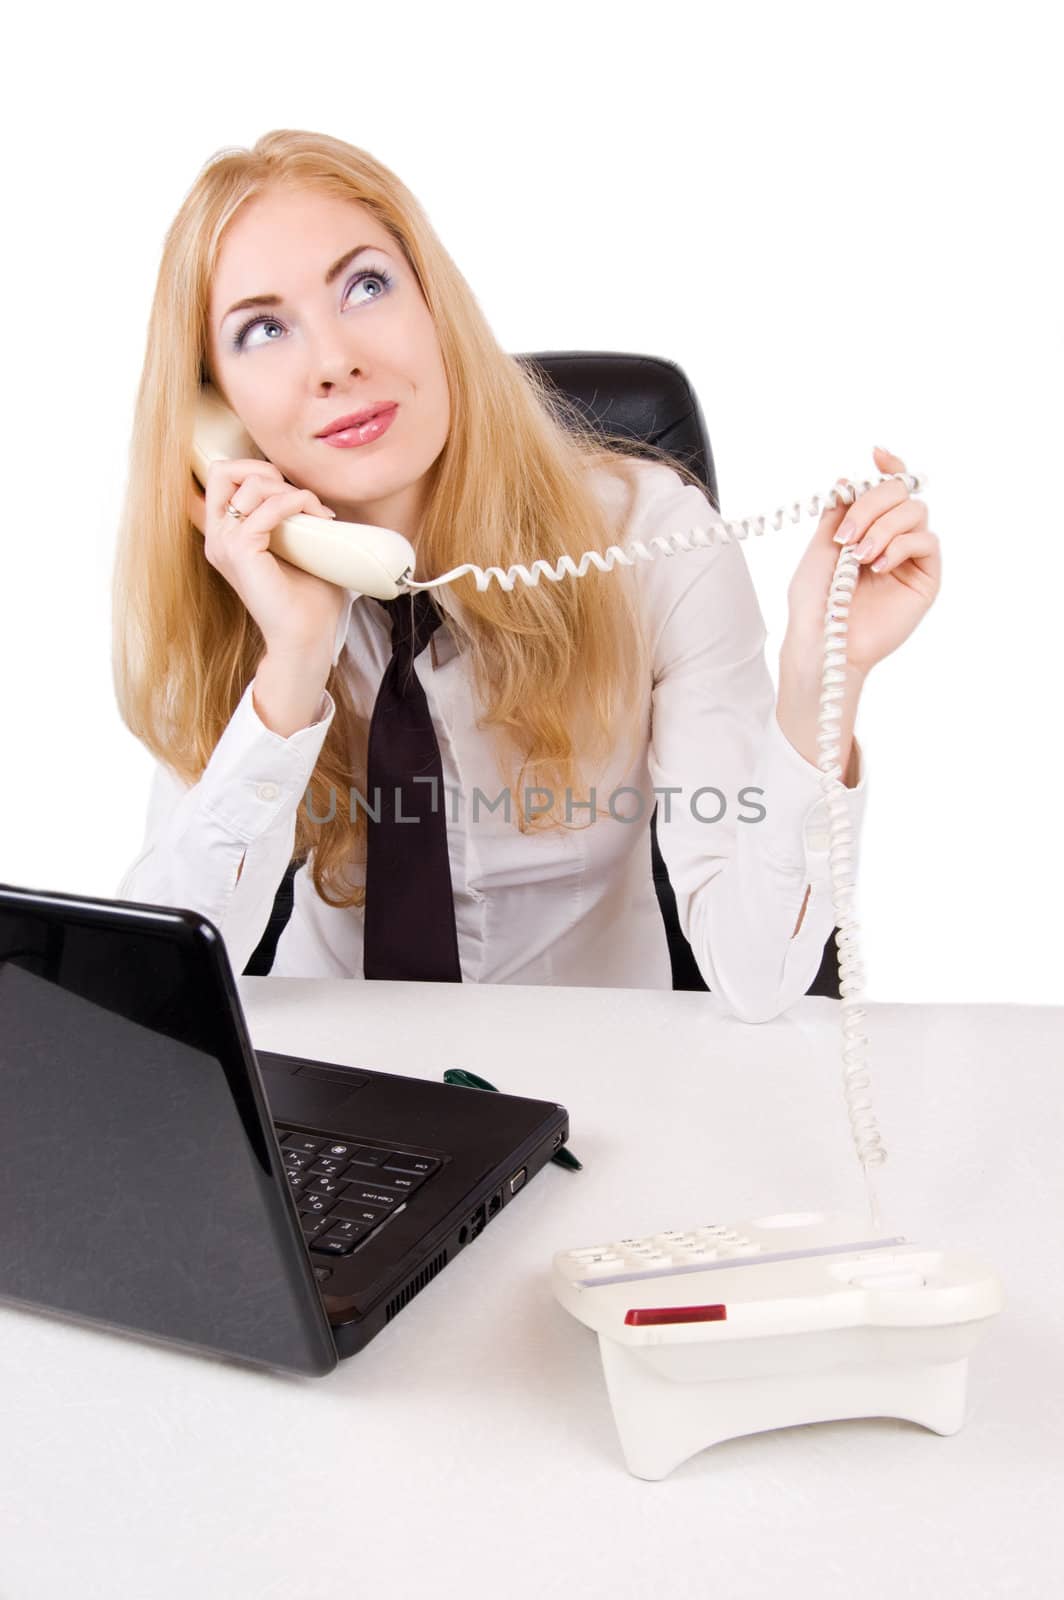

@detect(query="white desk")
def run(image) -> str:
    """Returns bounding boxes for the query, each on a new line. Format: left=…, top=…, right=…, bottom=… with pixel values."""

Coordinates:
left=1, top=982, right=1060, bottom=1600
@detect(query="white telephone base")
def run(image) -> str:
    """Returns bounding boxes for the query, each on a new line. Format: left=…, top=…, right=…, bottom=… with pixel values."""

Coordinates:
left=551, top=1211, right=1003, bottom=1479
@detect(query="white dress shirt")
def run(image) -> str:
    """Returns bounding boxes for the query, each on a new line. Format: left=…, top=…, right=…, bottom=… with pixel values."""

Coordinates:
left=117, top=459, right=867, bottom=1021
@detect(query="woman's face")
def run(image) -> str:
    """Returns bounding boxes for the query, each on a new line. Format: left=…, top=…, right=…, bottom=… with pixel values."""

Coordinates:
left=206, top=185, right=451, bottom=543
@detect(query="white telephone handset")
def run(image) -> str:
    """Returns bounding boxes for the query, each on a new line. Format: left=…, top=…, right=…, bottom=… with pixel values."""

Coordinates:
left=191, top=385, right=416, bottom=598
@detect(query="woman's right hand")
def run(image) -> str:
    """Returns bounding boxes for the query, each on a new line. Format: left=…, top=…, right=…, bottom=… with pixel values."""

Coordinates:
left=188, top=458, right=348, bottom=662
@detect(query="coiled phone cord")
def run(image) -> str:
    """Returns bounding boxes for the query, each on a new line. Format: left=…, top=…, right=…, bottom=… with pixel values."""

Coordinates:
left=406, top=468, right=928, bottom=1235
left=819, top=510, right=887, bottom=1236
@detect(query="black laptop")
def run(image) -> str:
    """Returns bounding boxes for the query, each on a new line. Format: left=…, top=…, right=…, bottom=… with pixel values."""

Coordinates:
left=0, top=883, right=569, bottom=1375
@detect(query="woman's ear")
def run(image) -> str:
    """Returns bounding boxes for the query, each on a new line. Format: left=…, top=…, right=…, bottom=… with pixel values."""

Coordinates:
left=187, top=475, right=207, bottom=535
left=199, top=353, right=223, bottom=396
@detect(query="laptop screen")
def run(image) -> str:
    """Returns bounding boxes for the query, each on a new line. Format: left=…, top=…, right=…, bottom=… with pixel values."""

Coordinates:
left=0, top=886, right=337, bottom=1374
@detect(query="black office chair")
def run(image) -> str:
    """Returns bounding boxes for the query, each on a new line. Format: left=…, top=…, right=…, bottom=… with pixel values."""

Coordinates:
left=244, top=351, right=841, bottom=998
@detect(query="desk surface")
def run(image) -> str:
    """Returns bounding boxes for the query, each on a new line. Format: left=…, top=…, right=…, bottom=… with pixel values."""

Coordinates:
left=2, top=981, right=1060, bottom=1600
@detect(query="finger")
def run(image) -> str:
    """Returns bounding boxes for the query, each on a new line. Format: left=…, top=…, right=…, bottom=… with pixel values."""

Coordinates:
left=871, top=443, right=921, bottom=503
left=203, top=488, right=320, bottom=572
left=872, top=445, right=908, bottom=475
left=247, top=486, right=337, bottom=523
left=227, top=487, right=335, bottom=537
left=833, top=471, right=914, bottom=548
left=220, top=471, right=287, bottom=517
left=868, top=528, right=941, bottom=578
left=204, top=460, right=285, bottom=522
left=850, top=499, right=927, bottom=564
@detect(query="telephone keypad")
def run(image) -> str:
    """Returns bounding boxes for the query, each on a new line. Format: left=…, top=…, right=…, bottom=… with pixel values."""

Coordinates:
left=560, top=1226, right=766, bottom=1278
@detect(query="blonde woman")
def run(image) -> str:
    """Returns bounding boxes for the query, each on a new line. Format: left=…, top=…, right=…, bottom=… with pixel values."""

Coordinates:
left=113, top=129, right=940, bottom=1020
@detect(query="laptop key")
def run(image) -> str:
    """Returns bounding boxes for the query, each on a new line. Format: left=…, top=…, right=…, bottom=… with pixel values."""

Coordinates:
left=281, top=1135, right=324, bottom=1156
left=372, top=1170, right=424, bottom=1195
left=305, top=1175, right=343, bottom=1197
left=281, top=1148, right=313, bottom=1169
left=298, top=1195, right=332, bottom=1215
left=332, top=1199, right=387, bottom=1228
left=312, top=1230, right=359, bottom=1255
left=323, top=1217, right=370, bottom=1241
left=306, top=1157, right=344, bottom=1179
left=339, top=1168, right=410, bottom=1197
left=322, top=1142, right=353, bottom=1159
left=342, top=1184, right=401, bottom=1210
left=382, top=1153, right=441, bottom=1176
left=300, top=1213, right=333, bottom=1238
left=345, top=1146, right=388, bottom=1168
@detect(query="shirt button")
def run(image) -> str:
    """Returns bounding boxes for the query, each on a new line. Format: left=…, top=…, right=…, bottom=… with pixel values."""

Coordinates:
left=257, top=781, right=280, bottom=802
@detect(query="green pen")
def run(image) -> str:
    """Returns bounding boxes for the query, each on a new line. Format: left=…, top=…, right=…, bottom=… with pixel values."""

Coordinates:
left=442, top=1067, right=583, bottom=1170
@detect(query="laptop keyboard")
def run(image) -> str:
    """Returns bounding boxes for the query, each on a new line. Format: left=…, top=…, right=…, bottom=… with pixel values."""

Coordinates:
left=275, top=1128, right=442, bottom=1276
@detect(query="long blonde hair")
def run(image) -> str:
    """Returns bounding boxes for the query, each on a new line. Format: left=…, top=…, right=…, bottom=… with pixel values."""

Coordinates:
left=112, top=129, right=705, bottom=909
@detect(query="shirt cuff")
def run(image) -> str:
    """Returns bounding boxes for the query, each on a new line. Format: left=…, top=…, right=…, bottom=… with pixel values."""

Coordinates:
left=196, top=680, right=337, bottom=843
left=747, top=709, right=868, bottom=877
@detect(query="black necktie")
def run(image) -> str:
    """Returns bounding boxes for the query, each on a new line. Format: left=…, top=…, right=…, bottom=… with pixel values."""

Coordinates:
left=362, top=590, right=462, bottom=982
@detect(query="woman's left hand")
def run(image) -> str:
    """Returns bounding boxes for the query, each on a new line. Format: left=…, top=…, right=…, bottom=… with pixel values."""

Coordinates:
left=784, top=445, right=942, bottom=676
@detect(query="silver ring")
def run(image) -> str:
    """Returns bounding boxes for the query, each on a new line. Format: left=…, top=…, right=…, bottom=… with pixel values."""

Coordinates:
left=225, top=500, right=247, bottom=521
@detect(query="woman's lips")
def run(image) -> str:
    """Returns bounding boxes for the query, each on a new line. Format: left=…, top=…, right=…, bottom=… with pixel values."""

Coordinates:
left=319, top=404, right=398, bottom=448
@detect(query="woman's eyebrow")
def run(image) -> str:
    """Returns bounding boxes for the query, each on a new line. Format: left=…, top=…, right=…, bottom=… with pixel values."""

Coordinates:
left=219, top=244, right=386, bottom=326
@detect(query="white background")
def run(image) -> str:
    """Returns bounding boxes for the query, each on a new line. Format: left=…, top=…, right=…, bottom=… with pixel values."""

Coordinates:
left=1, top=0, right=1060, bottom=1002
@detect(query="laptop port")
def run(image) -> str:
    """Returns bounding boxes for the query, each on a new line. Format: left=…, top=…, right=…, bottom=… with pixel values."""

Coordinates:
left=508, top=1167, right=527, bottom=1195
left=489, top=1189, right=502, bottom=1217
left=469, top=1203, right=487, bottom=1239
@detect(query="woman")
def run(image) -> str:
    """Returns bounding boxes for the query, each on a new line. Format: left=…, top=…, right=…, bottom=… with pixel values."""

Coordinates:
left=112, top=129, right=940, bottom=1019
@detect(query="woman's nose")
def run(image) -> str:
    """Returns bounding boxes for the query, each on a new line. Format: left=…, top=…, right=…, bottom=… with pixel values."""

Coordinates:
left=309, top=330, right=368, bottom=388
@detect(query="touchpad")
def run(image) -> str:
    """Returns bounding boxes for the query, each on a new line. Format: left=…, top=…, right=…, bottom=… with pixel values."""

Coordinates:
left=259, top=1061, right=368, bottom=1122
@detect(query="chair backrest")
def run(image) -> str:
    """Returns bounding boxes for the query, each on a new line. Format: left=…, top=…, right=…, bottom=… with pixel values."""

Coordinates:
left=245, top=350, right=841, bottom=999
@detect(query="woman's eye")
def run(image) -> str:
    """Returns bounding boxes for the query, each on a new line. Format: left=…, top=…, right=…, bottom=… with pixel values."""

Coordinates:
left=351, top=269, right=391, bottom=303
left=238, top=319, right=285, bottom=351
left=233, top=267, right=393, bottom=351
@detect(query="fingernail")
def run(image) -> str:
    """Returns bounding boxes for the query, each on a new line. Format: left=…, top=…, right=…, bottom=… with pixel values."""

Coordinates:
left=834, top=520, right=857, bottom=544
